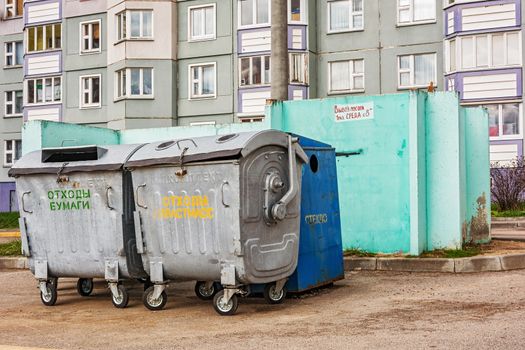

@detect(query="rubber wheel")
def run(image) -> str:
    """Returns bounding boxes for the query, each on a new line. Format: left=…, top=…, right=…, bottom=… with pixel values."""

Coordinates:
left=195, top=281, right=216, bottom=301
left=111, top=284, right=129, bottom=309
left=76, top=278, right=94, bottom=297
left=213, top=290, right=239, bottom=316
left=40, top=282, right=57, bottom=306
left=263, top=283, right=287, bottom=305
left=143, top=286, right=167, bottom=311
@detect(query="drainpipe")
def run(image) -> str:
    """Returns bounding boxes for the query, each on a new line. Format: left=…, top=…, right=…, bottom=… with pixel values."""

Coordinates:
left=271, top=0, right=289, bottom=101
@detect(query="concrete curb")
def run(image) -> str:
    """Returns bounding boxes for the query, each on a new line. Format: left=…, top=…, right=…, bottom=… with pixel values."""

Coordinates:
left=0, top=257, right=28, bottom=270
left=3, top=254, right=525, bottom=273
left=345, top=253, right=525, bottom=273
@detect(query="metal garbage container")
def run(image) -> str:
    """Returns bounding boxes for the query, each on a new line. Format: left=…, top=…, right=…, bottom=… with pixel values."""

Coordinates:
left=8, top=144, right=148, bottom=308
left=249, top=135, right=344, bottom=298
left=125, top=130, right=308, bottom=315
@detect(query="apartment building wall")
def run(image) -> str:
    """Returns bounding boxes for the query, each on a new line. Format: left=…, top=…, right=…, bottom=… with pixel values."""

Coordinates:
left=177, top=0, right=235, bottom=125
left=0, top=0, right=23, bottom=212
left=443, top=0, right=524, bottom=164
left=316, top=0, right=444, bottom=97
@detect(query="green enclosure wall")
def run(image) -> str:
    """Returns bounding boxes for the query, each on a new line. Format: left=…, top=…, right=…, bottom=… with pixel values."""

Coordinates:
left=21, top=92, right=490, bottom=255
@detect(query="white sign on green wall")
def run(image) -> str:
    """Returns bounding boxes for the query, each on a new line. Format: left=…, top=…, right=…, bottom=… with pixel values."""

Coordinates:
left=334, top=102, right=374, bottom=122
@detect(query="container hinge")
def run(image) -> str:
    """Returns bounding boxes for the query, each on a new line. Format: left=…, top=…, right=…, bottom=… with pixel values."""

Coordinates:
left=56, top=162, right=69, bottom=183
left=175, top=147, right=189, bottom=177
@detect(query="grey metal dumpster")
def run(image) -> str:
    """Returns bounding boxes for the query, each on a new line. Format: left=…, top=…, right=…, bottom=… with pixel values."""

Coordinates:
left=8, top=144, right=148, bottom=308
left=126, top=130, right=308, bottom=315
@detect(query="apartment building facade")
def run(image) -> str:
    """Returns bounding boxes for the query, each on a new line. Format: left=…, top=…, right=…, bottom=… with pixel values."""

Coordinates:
left=444, top=0, right=523, bottom=165
left=0, top=0, right=521, bottom=211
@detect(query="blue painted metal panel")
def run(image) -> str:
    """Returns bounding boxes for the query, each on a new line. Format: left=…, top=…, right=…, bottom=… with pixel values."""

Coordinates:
left=252, top=135, right=344, bottom=294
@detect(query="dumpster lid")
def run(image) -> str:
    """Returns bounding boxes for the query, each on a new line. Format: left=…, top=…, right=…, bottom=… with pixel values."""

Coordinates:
left=125, top=130, right=304, bottom=168
left=8, top=144, right=145, bottom=177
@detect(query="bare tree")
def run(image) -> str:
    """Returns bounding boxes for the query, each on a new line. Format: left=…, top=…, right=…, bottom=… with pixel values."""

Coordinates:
left=491, top=157, right=525, bottom=211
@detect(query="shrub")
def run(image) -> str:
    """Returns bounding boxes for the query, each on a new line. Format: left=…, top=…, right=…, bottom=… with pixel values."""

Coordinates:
left=491, top=157, right=525, bottom=211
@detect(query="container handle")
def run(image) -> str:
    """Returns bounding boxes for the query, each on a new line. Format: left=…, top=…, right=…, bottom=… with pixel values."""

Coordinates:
left=21, top=191, right=33, bottom=214
left=106, top=186, right=115, bottom=210
left=175, top=139, right=197, bottom=150
left=271, top=136, right=300, bottom=221
left=136, top=184, right=148, bottom=209
left=221, top=181, right=230, bottom=207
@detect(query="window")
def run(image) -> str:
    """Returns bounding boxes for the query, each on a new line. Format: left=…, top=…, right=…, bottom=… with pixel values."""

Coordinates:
left=398, top=53, right=436, bottom=88
left=116, top=10, right=153, bottom=41
left=398, top=0, right=436, bottom=25
left=290, top=53, right=308, bottom=84
left=5, top=41, right=23, bottom=67
left=487, top=103, right=521, bottom=139
left=328, top=0, right=363, bottom=32
left=3, top=140, right=21, bottom=167
left=239, top=0, right=270, bottom=27
left=447, top=78, right=455, bottom=92
left=189, top=63, right=216, bottom=99
left=289, top=0, right=306, bottom=23
left=240, top=56, right=270, bottom=86
left=80, top=75, right=101, bottom=109
left=80, top=20, right=101, bottom=54
left=189, top=4, right=216, bottom=41
left=27, top=24, right=62, bottom=53
left=115, top=68, right=153, bottom=99
left=4, top=0, right=23, bottom=19
left=5, top=91, right=22, bottom=117
left=26, top=77, right=62, bottom=105
left=328, top=59, right=364, bottom=93
left=446, top=32, right=522, bottom=72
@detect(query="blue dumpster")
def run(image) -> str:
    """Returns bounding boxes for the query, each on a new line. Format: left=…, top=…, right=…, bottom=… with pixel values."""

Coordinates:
left=287, top=135, right=344, bottom=292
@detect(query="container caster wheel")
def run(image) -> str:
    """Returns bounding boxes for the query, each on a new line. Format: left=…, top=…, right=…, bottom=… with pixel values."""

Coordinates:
left=213, top=290, right=239, bottom=316
left=143, top=286, right=167, bottom=311
left=77, top=278, right=94, bottom=297
left=111, top=284, right=129, bottom=309
left=195, top=281, right=217, bottom=301
left=49, top=277, right=58, bottom=289
left=40, top=281, right=57, bottom=306
left=263, top=283, right=287, bottom=305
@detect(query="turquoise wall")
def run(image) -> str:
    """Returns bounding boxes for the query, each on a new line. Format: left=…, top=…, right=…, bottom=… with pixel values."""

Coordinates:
left=21, top=92, right=490, bottom=255
left=22, top=120, right=119, bottom=154
left=465, top=107, right=491, bottom=243
left=271, top=94, right=413, bottom=253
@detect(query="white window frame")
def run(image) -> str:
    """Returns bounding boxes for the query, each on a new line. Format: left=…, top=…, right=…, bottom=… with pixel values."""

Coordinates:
left=327, top=59, right=365, bottom=94
left=116, top=10, right=154, bottom=42
left=188, top=4, right=216, bottom=42
left=238, top=0, right=271, bottom=29
left=327, top=0, right=364, bottom=34
left=397, top=0, right=437, bottom=26
left=114, top=68, right=154, bottom=100
left=79, top=20, right=101, bottom=54
left=4, top=41, right=23, bottom=67
left=288, top=0, right=307, bottom=24
left=486, top=103, right=523, bottom=141
left=446, top=32, right=522, bottom=73
left=3, top=140, right=21, bottom=167
left=397, top=53, right=437, bottom=89
left=79, top=74, right=101, bottom=109
left=189, top=62, right=217, bottom=100
left=4, top=90, right=23, bottom=117
left=25, top=76, right=62, bottom=106
left=26, top=24, right=62, bottom=53
left=4, top=0, right=22, bottom=19
left=239, top=55, right=271, bottom=87
left=289, top=52, right=309, bottom=85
